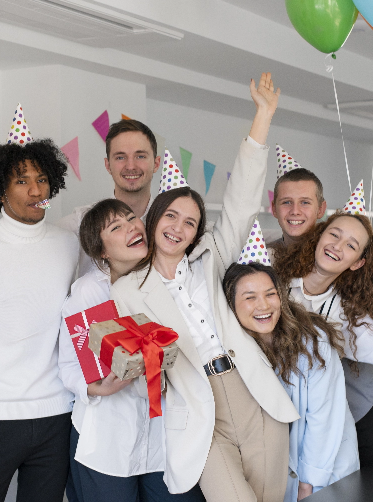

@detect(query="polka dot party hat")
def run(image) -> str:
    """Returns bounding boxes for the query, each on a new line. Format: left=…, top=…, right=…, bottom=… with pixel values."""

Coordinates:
left=276, top=144, right=302, bottom=179
left=159, top=149, right=189, bottom=193
left=6, top=103, right=33, bottom=145
left=342, top=180, right=366, bottom=215
left=237, top=218, right=271, bottom=266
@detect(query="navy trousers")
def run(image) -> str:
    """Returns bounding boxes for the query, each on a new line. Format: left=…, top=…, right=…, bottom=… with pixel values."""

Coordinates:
left=68, top=425, right=205, bottom=502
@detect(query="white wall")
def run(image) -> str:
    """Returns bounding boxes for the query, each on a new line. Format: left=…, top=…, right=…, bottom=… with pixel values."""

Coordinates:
left=0, top=65, right=147, bottom=222
left=147, top=98, right=373, bottom=230
left=1, top=66, right=372, bottom=230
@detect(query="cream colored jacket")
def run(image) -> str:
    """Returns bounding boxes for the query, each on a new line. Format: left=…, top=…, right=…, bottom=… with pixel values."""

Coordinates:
left=111, top=139, right=299, bottom=494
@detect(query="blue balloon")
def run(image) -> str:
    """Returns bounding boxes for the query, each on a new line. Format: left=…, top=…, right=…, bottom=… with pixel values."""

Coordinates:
left=352, top=0, right=373, bottom=26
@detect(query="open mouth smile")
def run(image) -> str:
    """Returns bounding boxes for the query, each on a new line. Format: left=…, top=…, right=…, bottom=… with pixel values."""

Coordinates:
left=164, top=232, right=181, bottom=243
left=127, top=234, right=144, bottom=247
left=122, top=174, right=142, bottom=180
left=324, top=249, right=340, bottom=261
left=287, top=220, right=304, bottom=226
left=253, top=313, right=273, bottom=323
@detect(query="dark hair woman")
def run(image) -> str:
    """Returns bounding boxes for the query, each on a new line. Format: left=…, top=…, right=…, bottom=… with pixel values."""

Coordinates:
left=223, top=262, right=359, bottom=501
left=58, top=199, right=204, bottom=502
left=111, top=73, right=300, bottom=502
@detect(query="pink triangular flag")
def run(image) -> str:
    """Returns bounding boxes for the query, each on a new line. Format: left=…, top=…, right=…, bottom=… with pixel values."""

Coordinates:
left=61, top=137, right=80, bottom=181
left=268, top=190, right=274, bottom=215
left=92, top=110, right=109, bottom=142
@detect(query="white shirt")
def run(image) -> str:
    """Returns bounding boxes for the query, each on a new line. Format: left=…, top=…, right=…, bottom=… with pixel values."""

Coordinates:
left=57, top=196, right=153, bottom=278
left=290, top=277, right=373, bottom=423
left=58, top=267, right=164, bottom=476
left=159, top=255, right=224, bottom=366
left=289, top=277, right=373, bottom=363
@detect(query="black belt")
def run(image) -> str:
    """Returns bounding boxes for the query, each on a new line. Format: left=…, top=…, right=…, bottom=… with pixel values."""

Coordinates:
left=204, top=354, right=235, bottom=376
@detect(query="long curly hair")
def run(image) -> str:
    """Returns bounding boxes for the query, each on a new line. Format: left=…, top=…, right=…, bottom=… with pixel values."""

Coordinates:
left=0, top=139, right=68, bottom=208
left=273, top=211, right=373, bottom=360
left=223, top=262, right=344, bottom=385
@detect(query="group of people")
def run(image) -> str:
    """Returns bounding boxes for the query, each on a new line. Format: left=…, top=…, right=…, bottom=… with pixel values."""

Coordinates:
left=0, top=72, right=372, bottom=502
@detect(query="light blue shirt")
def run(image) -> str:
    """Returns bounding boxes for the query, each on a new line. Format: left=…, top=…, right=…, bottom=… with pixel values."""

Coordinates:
left=279, top=334, right=359, bottom=501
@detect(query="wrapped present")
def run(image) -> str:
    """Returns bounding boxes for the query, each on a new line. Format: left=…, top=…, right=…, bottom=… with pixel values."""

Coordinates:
left=89, top=313, right=179, bottom=417
left=64, top=300, right=119, bottom=384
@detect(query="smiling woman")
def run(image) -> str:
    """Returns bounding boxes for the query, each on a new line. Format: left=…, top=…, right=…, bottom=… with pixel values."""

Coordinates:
left=273, top=211, right=373, bottom=363
left=111, top=73, right=302, bottom=502
left=223, top=262, right=359, bottom=501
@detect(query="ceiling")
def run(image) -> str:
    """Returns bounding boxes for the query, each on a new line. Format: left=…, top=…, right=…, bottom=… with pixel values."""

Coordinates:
left=1, top=0, right=373, bottom=142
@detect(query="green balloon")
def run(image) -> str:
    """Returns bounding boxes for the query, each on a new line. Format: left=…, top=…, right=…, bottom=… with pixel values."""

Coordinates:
left=285, top=0, right=358, bottom=53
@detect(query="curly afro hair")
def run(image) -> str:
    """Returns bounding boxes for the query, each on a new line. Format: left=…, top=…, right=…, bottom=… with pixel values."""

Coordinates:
left=0, top=139, right=69, bottom=209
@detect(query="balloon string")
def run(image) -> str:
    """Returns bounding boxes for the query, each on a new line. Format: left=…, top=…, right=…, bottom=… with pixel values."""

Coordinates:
left=369, top=164, right=373, bottom=222
left=325, top=54, right=351, bottom=193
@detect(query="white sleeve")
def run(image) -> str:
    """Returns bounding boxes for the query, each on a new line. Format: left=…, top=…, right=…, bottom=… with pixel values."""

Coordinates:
left=211, top=139, right=269, bottom=274
left=298, top=343, right=346, bottom=489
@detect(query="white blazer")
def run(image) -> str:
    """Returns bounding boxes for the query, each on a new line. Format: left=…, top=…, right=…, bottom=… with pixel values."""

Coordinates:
left=111, top=138, right=299, bottom=494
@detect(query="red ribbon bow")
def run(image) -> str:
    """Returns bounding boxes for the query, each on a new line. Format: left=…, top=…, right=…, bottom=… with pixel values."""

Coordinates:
left=99, top=317, right=178, bottom=418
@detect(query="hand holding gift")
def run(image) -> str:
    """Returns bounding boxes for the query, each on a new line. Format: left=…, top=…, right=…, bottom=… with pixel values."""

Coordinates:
left=87, top=371, right=133, bottom=397
left=89, top=313, right=179, bottom=418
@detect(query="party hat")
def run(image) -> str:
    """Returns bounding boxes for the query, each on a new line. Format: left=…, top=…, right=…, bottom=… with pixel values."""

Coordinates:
left=6, top=103, right=33, bottom=145
left=237, top=219, right=270, bottom=265
left=159, top=149, right=189, bottom=193
left=342, top=180, right=366, bottom=215
left=276, top=144, right=302, bottom=179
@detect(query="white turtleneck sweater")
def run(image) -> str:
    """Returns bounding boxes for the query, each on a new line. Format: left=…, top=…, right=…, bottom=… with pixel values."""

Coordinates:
left=0, top=207, right=79, bottom=419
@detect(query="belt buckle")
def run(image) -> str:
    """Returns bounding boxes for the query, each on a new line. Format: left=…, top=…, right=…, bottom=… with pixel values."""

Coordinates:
left=207, top=354, right=234, bottom=376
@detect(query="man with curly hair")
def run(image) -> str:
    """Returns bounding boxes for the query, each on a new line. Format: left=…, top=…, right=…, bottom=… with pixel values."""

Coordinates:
left=57, top=118, right=160, bottom=277
left=0, top=136, right=79, bottom=502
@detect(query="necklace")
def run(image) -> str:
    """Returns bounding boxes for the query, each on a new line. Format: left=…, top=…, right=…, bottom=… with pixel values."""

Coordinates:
left=303, top=280, right=330, bottom=296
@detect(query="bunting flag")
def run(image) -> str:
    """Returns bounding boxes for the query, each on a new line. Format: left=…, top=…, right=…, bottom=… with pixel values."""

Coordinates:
left=61, top=137, right=80, bottom=181
left=268, top=190, right=274, bottom=215
left=92, top=110, right=109, bottom=142
left=227, top=172, right=231, bottom=180
left=204, top=160, right=216, bottom=195
left=121, top=114, right=131, bottom=120
left=179, top=147, right=192, bottom=181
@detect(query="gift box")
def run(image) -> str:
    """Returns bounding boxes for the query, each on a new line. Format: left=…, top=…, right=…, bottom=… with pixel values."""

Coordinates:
left=64, top=300, right=118, bottom=384
left=89, top=313, right=179, bottom=417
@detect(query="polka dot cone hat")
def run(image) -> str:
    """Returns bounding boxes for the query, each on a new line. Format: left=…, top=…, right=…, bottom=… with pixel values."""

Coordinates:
left=342, top=180, right=366, bottom=216
left=237, top=218, right=271, bottom=266
left=276, top=144, right=302, bottom=179
left=159, top=149, right=189, bottom=193
left=6, top=103, right=33, bottom=145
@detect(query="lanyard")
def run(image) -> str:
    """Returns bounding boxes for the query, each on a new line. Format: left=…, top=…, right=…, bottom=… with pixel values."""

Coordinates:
left=318, top=294, right=337, bottom=320
left=288, top=287, right=336, bottom=321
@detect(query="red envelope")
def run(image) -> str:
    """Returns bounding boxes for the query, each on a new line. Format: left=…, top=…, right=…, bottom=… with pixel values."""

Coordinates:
left=64, top=300, right=118, bottom=384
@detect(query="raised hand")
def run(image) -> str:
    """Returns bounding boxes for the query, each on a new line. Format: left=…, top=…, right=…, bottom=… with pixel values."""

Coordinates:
left=249, top=72, right=280, bottom=145
left=250, top=72, right=281, bottom=116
